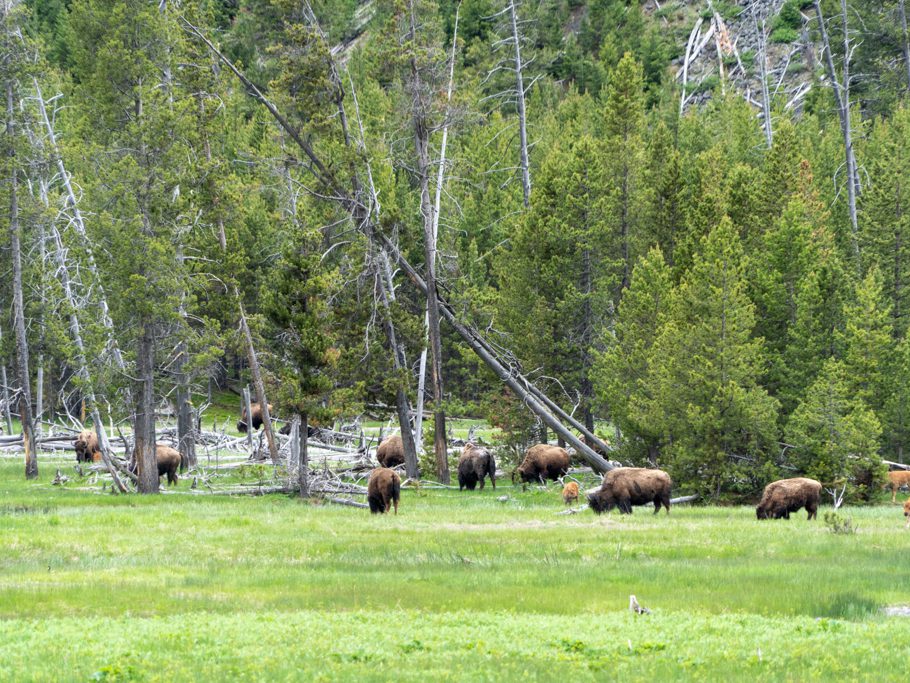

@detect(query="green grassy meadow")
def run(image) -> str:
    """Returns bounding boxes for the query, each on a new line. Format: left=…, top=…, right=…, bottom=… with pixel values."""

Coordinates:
left=2, top=457, right=910, bottom=681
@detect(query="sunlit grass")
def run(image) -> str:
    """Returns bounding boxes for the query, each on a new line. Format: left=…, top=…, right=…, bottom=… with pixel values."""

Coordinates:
left=2, top=458, right=910, bottom=679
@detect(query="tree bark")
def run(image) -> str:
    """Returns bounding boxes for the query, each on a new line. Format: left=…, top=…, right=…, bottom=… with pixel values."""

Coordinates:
left=751, top=6, right=773, bottom=148
left=299, top=412, right=309, bottom=497
left=407, top=0, right=449, bottom=484
left=814, top=1, right=860, bottom=257
left=176, top=345, right=195, bottom=470
left=900, top=0, right=910, bottom=92
left=238, top=300, right=279, bottom=464
left=509, top=0, right=531, bottom=207
left=134, top=320, right=159, bottom=494
left=7, top=81, right=37, bottom=479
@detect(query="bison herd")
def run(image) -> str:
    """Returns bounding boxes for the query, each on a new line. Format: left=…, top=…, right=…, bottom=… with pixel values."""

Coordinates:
left=71, top=416, right=910, bottom=522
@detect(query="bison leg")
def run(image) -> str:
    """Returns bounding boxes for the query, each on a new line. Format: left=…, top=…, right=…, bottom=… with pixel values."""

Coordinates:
left=490, top=474, right=496, bottom=490
left=653, top=499, right=661, bottom=514
left=806, top=502, right=817, bottom=520
left=393, top=497, right=398, bottom=515
left=893, top=486, right=898, bottom=504
left=478, top=477, right=485, bottom=491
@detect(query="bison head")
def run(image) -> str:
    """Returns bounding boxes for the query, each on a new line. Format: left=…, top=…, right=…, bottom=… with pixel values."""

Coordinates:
left=587, top=489, right=615, bottom=514
left=756, top=504, right=770, bottom=520
left=236, top=419, right=248, bottom=434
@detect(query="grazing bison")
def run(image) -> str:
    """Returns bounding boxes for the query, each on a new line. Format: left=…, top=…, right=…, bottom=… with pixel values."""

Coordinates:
left=886, top=470, right=910, bottom=504
left=74, top=430, right=100, bottom=463
left=756, top=477, right=822, bottom=520
left=376, top=434, right=405, bottom=468
left=904, top=499, right=910, bottom=529
left=457, top=443, right=496, bottom=491
left=367, top=467, right=401, bottom=514
left=562, top=481, right=579, bottom=505
left=156, top=445, right=182, bottom=486
left=237, top=403, right=273, bottom=434
left=513, top=444, right=570, bottom=485
left=587, top=467, right=672, bottom=515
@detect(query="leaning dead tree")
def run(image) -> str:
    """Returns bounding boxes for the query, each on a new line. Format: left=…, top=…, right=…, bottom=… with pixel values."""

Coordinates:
left=751, top=3, right=773, bottom=148
left=814, top=0, right=861, bottom=256
left=6, top=79, right=37, bottom=479
left=183, top=19, right=614, bottom=473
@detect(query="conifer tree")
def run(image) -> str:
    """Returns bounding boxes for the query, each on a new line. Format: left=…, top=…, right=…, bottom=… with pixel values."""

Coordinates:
left=786, top=358, right=884, bottom=501
left=650, top=218, right=779, bottom=497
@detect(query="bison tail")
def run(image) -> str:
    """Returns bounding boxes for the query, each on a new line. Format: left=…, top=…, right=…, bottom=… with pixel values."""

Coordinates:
left=391, top=477, right=401, bottom=504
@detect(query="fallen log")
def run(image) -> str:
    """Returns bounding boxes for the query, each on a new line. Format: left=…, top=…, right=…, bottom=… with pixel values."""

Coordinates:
left=326, top=497, right=369, bottom=509
left=884, top=460, right=910, bottom=471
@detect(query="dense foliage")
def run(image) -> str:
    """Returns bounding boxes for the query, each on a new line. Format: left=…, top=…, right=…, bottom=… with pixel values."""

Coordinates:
left=9, top=0, right=910, bottom=498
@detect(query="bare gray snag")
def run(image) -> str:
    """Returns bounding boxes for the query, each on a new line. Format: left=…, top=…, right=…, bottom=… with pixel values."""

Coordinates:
left=405, top=0, right=449, bottom=484
left=900, top=0, right=910, bottom=92
left=751, top=5, right=773, bottom=148
left=813, top=0, right=860, bottom=258
left=239, top=303, right=280, bottom=465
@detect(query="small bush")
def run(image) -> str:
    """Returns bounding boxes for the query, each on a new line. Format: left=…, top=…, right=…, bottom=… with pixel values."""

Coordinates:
left=770, top=27, right=798, bottom=44
left=824, top=511, right=857, bottom=535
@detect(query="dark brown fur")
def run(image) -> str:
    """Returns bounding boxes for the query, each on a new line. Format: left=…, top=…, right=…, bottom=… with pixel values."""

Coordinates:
left=376, top=434, right=405, bottom=468
left=156, top=445, right=182, bottom=486
left=237, top=403, right=273, bottom=433
left=514, top=444, right=570, bottom=485
left=756, top=477, right=821, bottom=520
left=74, top=430, right=100, bottom=463
left=457, top=443, right=496, bottom=491
left=587, top=467, right=672, bottom=515
left=367, top=467, right=401, bottom=514
left=886, top=470, right=910, bottom=504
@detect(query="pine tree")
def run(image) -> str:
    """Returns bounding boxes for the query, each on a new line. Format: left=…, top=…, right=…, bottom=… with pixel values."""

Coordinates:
left=786, top=358, right=885, bottom=502
left=593, top=247, right=672, bottom=463
left=650, top=218, right=780, bottom=498
left=641, top=121, right=683, bottom=261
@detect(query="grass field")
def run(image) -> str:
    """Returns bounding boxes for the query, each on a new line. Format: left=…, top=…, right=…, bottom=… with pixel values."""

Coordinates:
left=2, top=457, right=910, bottom=681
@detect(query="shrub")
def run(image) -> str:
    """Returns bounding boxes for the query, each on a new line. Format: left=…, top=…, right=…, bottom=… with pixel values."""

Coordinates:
left=770, top=27, right=798, bottom=44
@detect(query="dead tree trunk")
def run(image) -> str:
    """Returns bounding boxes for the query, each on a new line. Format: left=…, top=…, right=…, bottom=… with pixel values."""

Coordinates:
left=175, top=248, right=195, bottom=470
left=134, top=320, right=159, bottom=494
left=6, top=81, right=37, bottom=479
left=751, top=6, right=773, bottom=148
left=299, top=412, right=309, bottom=497
left=814, top=0, right=860, bottom=257
left=242, top=386, right=254, bottom=452
left=406, top=0, right=449, bottom=484
left=509, top=0, right=531, bottom=207
left=900, top=0, right=910, bottom=92
left=238, top=300, right=279, bottom=464
left=32, top=80, right=127, bottom=372
left=49, top=213, right=127, bottom=491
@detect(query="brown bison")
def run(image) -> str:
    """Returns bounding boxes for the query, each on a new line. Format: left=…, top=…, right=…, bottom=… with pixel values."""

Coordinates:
left=156, top=445, right=182, bottom=486
left=562, top=481, right=579, bottom=505
left=886, top=470, right=910, bottom=504
left=756, top=477, right=822, bottom=520
left=904, top=499, right=910, bottom=528
left=513, top=444, right=570, bottom=485
left=376, top=434, right=405, bottom=468
left=457, top=443, right=496, bottom=491
left=237, top=403, right=273, bottom=433
left=587, top=467, right=672, bottom=515
left=74, top=429, right=100, bottom=463
left=367, top=467, right=401, bottom=514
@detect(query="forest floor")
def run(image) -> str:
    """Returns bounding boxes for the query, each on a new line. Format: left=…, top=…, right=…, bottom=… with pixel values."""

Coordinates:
left=2, top=458, right=910, bottom=681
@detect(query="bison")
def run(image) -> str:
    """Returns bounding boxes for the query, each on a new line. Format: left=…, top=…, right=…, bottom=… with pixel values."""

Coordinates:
left=156, top=445, right=182, bottom=486
left=886, top=470, right=910, bottom=504
left=128, top=445, right=182, bottom=486
left=562, top=481, right=579, bottom=505
left=367, top=467, right=401, bottom=514
left=756, top=477, right=822, bottom=520
left=587, top=467, right=672, bottom=515
left=74, top=429, right=100, bottom=463
left=904, top=498, right=910, bottom=529
left=376, top=434, right=405, bottom=468
left=457, top=443, right=496, bottom=491
left=513, top=444, right=570, bottom=485
left=237, top=402, right=273, bottom=434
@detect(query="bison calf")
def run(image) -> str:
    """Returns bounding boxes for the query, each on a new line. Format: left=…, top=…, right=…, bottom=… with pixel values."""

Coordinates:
left=237, top=403, right=273, bottom=434
left=886, top=470, right=910, bottom=504
left=367, top=467, right=401, bottom=514
left=904, top=499, right=910, bottom=529
left=513, top=444, right=570, bottom=485
left=458, top=443, right=496, bottom=491
left=74, top=430, right=100, bottom=463
left=562, top=481, right=579, bottom=505
left=756, top=477, right=821, bottom=520
left=587, top=467, right=672, bottom=515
